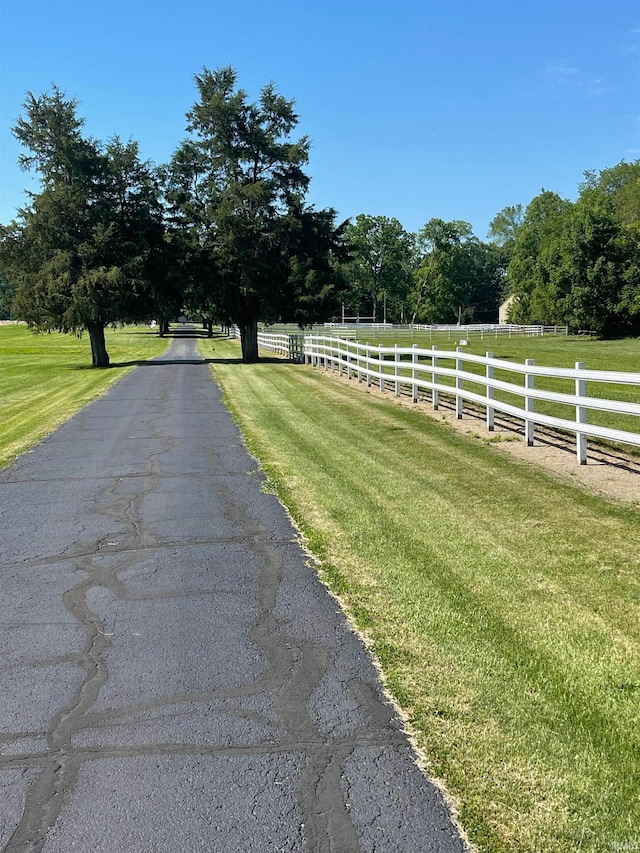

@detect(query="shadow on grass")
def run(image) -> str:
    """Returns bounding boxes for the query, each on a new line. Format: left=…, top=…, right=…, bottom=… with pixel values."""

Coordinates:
left=74, top=327, right=293, bottom=369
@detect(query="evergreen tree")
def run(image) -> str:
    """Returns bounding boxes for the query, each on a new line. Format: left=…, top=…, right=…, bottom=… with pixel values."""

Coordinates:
left=0, top=88, right=167, bottom=366
left=165, top=66, right=345, bottom=360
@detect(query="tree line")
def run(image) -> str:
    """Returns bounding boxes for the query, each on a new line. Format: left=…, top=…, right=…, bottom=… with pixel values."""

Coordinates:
left=333, top=162, right=639, bottom=335
left=1, top=68, right=638, bottom=366
left=491, top=164, right=640, bottom=336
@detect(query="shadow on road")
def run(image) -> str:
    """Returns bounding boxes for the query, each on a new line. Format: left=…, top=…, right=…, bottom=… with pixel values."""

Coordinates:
left=107, top=356, right=291, bottom=367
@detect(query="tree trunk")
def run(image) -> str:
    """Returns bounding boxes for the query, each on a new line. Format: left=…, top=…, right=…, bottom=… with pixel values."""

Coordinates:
left=239, top=320, right=259, bottom=362
left=207, top=318, right=213, bottom=338
left=88, top=323, right=109, bottom=367
left=162, top=319, right=170, bottom=336
left=158, top=317, right=165, bottom=338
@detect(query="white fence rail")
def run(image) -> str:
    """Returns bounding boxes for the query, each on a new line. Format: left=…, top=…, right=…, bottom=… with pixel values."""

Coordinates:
left=228, top=327, right=305, bottom=361
left=322, top=322, right=567, bottom=337
left=300, top=335, right=640, bottom=464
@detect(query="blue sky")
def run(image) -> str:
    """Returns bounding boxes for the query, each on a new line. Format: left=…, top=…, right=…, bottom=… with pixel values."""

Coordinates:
left=1, top=0, right=638, bottom=238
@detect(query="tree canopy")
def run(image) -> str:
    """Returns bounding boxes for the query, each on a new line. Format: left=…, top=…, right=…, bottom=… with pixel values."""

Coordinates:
left=340, top=215, right=416, bottom=323
left=487, top=204, right=524, bottom=248
left=0, top=272, right=15, bottom=320
left=410, top=219, right=505, bottom=324
left=1, top=77, right=637, bottom=359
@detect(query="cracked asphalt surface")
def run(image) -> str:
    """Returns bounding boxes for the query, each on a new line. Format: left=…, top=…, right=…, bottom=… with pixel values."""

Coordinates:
left=0, top=330, right=468, bottom=852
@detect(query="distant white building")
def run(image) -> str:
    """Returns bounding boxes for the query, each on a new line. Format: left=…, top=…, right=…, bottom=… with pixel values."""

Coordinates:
left=499, top=294, right=518, bottom=324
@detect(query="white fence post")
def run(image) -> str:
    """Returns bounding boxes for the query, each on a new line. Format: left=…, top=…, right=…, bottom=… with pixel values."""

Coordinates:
left=379, top=347, right=385, bottom=392
left=486, top=351, right=494, bottom=431
left=395, top=344, right=401, bottom=396
left=576, top=361, right=587, bottom=464
left=412, top=344, right=418, bottom=403
left=366, top=344, right=372, bottom=387
left=456, top=346, right=464, bottom=419
left=432, top=346, right=439, bottom=410
left=525, top=359, right=535, bottom=445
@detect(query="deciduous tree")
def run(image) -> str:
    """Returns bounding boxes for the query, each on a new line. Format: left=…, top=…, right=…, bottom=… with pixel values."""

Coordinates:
left=504, top=162, right=640, bottom=334
left=487, top=204, right=523, bottom=248
left=505, top=191, right=571, bottom=325
left=340, top=215, right=416, bottom=323
left=410, top=219, right=503, bottom=324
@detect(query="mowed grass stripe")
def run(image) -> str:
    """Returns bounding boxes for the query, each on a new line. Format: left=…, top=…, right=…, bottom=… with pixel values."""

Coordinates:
left=257, top=368, right=639, bottom=625
left=234, top=367, right=639, bottom=740
left=205, top=336, right=640, bottom=853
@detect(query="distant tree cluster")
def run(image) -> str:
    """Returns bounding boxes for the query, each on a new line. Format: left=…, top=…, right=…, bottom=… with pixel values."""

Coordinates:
left=494, top=162, right=640, bottom=335
left=337, top=162, right=639, bottom=334
left=338, top=215, right=506, bottom=326
left=1, top=69, right=638, bottom=367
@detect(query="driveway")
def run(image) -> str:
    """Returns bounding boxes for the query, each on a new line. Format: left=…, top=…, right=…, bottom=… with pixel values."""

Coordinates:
left=0, top=330, right=468, bottom=852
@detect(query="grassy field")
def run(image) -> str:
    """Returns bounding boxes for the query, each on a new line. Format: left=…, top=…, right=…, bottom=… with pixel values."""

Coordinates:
left=202, top=333, right=640, bottom=853
left=0, top=323, right=169, bottom=467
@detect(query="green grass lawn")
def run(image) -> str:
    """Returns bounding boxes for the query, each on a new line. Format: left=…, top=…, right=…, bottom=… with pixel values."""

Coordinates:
left=202, top=333, right=640, bottom=853
left=0, top=323, right=169, bottom=467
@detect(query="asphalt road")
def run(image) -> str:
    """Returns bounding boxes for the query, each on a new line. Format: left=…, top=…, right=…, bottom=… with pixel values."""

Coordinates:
left=0, top=330, right=468, bottom=852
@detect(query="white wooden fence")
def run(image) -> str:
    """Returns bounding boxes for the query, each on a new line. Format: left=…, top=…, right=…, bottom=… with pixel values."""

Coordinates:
left=299, top=335, right=640, bottom=464
left=256, top=331, right=305, bottom=361
left=412, top=323, right=567, bottom=337
left=324, top=323, right=567, bottom=336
